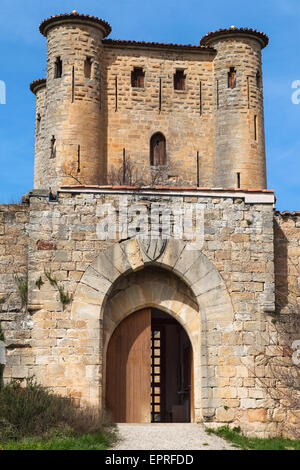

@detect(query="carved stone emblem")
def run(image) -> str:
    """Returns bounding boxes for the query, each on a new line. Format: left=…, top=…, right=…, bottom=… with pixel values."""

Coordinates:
left=139, top=236, right=167, bottom=261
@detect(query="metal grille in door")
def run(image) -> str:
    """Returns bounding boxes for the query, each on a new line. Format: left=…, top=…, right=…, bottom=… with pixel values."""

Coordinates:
left=151, top=328, right=163, bottom=422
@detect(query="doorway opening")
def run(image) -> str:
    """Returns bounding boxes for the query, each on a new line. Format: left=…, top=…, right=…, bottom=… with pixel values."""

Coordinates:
left=105, top=308, right=193, bottom=423
left=151, top=309, right=192, bottom=423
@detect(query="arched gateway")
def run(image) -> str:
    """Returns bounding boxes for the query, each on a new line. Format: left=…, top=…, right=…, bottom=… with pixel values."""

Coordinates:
left=71, top=237, right=234, bottom=422
left=106, top=307, right=193, bottom=423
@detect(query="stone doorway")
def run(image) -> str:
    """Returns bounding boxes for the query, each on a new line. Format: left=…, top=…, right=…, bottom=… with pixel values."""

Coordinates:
left=105, top=308, right=193, bottom=423
left=71, top=237, right=234, bottom=422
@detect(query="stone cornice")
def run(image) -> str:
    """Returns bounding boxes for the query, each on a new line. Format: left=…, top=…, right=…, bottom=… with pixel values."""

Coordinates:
left=39, top=12, right=112, bottom=38
left=29, top=78, right=46, bottom=95
left=200, top=27, right=269, bottom=49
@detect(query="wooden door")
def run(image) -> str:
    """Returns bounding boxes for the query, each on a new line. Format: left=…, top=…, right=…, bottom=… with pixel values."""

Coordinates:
left=106, top=309, right=151, bottom=423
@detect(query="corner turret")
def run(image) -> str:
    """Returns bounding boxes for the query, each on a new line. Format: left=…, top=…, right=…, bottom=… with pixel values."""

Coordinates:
left=201, top=27, right=269, bottom=189
left=33, top=12, right=112, bottom=189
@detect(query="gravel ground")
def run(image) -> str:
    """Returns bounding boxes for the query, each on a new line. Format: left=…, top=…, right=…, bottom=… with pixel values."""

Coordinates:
left=111, top=423, right=238, bottom=450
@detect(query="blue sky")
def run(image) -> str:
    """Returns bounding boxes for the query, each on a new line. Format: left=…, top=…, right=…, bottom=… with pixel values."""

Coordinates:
left=0, top=0, right=299, bottom=211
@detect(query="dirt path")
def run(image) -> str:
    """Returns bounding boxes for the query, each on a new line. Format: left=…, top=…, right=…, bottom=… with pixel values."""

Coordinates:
left=111, top=423, right=237, bottom=450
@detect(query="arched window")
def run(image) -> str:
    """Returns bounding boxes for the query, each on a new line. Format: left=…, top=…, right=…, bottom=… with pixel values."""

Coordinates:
left=150, top=133, right=166, bottom=166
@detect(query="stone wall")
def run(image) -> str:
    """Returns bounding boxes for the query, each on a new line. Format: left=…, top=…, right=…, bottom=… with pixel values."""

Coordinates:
left=0, top=203, right=31, bottom=377
left=1, top=189, right=296, bottom=436
left=103, top=45, right=215, bottom=187
left=272, top=211, right=300, bottom=436
left=0, top=203, right=29, bottom=310
left=274, top=211, right=300, bottom=314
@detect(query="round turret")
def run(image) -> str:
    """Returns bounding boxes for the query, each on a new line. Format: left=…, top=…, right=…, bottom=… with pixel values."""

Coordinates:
left=30, top=79, right=47, bottom=187
left=200, top=27, right=269, bottom=189
left=36, top=12, right=112, bottom=189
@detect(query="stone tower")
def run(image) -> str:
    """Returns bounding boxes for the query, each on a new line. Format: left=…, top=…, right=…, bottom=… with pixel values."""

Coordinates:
left=30, top=78, right=47, bottom=188
left=32, top=12, right=111, bottom=189
left=200, top=27, right=268, bottom=189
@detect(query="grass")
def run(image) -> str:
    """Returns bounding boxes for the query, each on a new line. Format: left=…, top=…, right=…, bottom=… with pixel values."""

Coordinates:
left=206, top=426, right=300, bottom=450
left=0, top=431, right=115, bottom=450
left=0, top=378, right=116, bottom=450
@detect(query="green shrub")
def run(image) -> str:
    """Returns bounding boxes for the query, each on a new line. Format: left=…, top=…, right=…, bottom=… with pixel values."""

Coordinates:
left=0, top=378, right=114, bottom=441
left=206, top=425, right=300, bottom=450
left=16, top=274, right=28, bottom=309
left=44, top=271, right=73, bottom=310
left=0, top=432, right=113, bottom=450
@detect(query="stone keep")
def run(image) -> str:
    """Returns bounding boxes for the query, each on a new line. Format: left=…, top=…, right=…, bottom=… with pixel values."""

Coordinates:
left=0, top=12, right=299, bottom=438
left=31, top=13, right=268, bottom=190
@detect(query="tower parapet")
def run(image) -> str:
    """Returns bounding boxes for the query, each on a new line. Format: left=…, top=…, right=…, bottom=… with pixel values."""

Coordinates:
left=201, top=27, right=268, bottom=189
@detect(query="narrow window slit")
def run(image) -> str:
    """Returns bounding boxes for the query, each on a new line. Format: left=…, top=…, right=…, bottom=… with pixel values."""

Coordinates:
left=99, top=78, right=102, bottom=109
left=84, top=57, right=92, bottom=79
left=115, top=76, right=118, bottom=112
left=237, top=172, right=241, bottom=189
left=159, top=78, right=162, bottom=113
left=197, top=151, right=200, bottom=186
left=72, top=66, right=75, bottom=103
left=247, top=76, right=250, bottom=109
left=200, top=81, right=202, bottom=115
left=77, top=145, right=81, bottom=173
left=54, top=57, right=62, bottom=79
left=50, top=136, right=56, bottom=159
left=256, top=71, right=261, bottom=89
left=254, top=115, right=258, bottom=141
left=36, top=113, right=41, bottom=134
left=228, top=67, right=236, bottom=89
left=123, top=148, right=126, bottom=184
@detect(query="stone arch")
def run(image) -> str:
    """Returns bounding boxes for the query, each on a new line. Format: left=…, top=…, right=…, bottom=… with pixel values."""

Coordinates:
left=103, top=266, right=199, bottom=338
left=102, top=266, right=201, bottom=419
left=71, top=237, right=234, bottom=419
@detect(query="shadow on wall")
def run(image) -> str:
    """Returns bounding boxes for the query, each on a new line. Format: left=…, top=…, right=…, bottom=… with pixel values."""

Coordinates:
left=274, top=218, right=289, bottom=312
